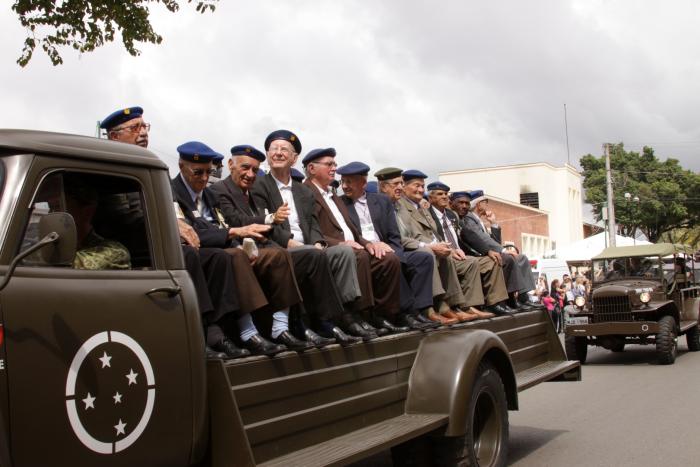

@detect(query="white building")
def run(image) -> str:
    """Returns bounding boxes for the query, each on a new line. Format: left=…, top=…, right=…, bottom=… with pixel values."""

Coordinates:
left=439, top=162, right=584, bottom=250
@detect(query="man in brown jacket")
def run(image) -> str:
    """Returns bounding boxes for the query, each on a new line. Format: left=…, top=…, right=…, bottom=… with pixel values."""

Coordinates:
left=303, top=148, right=403, bottom=337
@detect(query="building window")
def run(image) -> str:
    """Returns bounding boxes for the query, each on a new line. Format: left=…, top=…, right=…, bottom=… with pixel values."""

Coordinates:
left=520, top=192, right=539, bottom=209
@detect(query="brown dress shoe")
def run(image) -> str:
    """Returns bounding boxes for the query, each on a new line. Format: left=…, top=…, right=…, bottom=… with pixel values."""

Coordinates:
left=437, top=301, right=453, bottom=315
left=454, top=310, right=479, bottom=322
left=470, top=307, right=495, bottom=319
left=427, top=311, right=458, bottom=326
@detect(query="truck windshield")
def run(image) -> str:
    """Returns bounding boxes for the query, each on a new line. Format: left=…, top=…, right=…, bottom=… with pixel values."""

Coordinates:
left=593, top=256, right=661, bottom=283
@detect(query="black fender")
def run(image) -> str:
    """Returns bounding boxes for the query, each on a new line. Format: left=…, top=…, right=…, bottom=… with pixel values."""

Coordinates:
left=405, top=329, right=517, bottom=437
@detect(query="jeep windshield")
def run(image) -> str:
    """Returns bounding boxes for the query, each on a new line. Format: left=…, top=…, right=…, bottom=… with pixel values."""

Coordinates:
left=593, top=256, right=662, bottom=283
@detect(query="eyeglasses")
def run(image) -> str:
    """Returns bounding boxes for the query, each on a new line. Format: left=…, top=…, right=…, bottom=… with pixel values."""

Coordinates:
left=112, top=122, right=151, bottom=133
left=268, top=145, right=295, bottom=155
left=184, top=165, right=217, bottom=177
left=313, top=161, right=337, bottom=168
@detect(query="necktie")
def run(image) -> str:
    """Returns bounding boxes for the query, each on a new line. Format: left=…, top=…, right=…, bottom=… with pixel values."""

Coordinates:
left=442, top=215, right=459, bottom=249
left=196, top=195, right=204, bottom=216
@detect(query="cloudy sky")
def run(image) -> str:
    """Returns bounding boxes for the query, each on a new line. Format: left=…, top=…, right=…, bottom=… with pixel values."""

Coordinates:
left=2, top=0, right=700, bottom=179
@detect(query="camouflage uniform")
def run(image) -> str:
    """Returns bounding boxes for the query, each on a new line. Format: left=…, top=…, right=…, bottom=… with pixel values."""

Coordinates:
left=73, top=230, right=131, bottom=270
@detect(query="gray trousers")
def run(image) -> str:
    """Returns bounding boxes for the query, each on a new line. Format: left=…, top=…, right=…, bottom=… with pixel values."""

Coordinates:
left=324, top=244, right=361, bottom=305
left=502, top=253, right=536, bottom=294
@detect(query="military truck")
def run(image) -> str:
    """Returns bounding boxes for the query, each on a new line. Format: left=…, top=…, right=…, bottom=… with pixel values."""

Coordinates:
left=0, top=130, right=580, bottom=467
left=565, top=243, right=700, bottom=365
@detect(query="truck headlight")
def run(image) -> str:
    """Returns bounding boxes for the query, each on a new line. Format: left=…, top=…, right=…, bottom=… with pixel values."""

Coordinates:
left=574, top=296, right=586, bottom=307
left=639, top=292, right=651, bottom=304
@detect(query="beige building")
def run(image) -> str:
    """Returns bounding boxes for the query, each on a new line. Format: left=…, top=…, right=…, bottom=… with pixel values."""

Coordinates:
left=440, top=162, right=584, bottom=254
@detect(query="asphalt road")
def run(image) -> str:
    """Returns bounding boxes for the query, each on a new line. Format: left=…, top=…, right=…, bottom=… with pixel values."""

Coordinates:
left=509, top=336, right=700, bottom=467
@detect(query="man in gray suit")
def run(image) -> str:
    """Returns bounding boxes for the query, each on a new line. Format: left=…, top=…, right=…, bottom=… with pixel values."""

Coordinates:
left=459, top=190, right=538, bottom=310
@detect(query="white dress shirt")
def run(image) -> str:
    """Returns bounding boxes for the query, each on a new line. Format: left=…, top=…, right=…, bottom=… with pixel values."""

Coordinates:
left=312, top=182, right=354, bottom=241
left=273, top=174, right=305, bottom=243
left=353, top=194, right=379, bottom=242
left=431, top=206, right=460, bottom=249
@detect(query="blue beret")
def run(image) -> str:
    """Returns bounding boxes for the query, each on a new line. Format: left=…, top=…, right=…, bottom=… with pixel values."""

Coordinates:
left=302, top=147, right=336, bottom=166
left=100, top=106, right=143, bottom=130
left=402, top=169, right=428, bottom=181
left=427, top=181, right=450, bottom=192
left=330, top=179, right=340, bottom=188
left=257, top=168, right=266, bottom=177
left=177, top=141, right=219, bottom=163
left=366, top=181, right=378, bottom=193
left=231, top=144, right=266, bottom=162
left=337, top=161, right=370, bottom=176
left=265, top=129, right=301, bottom=154
left=450, top=191, right=470, bottom=200
left=290, top=168, right=305, bottom=182
left=469, top=190, right=484, bottom=200
left=213, top=151, right=225, bottom=163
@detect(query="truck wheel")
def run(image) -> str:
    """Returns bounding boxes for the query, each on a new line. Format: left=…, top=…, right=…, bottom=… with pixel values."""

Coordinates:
left=565, top=336, right=587, bottom=364
left=391, top=434, right=431, bottom=466
left=431, top=362, right=509, bottom=467
left=686, top=323, right=700, bottom=351
left=656, top=315, right=677, bottom=365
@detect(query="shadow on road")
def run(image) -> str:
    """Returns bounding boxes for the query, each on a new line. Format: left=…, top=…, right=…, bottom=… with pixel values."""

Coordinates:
left=508, top=424, right=568, bottom=464
left=584, top=345, right=692, bottom=366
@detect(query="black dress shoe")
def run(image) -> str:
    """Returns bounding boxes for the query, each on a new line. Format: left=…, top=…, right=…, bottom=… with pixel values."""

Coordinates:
left=206, top=346, right=227, bottom=360
left=358, top=319, right=388, bottom=336
left=415, top=313, right=436, bottom=324
left=486, top=304, right=516, bottom=316
left=273, top=330, right=314, bottom=352
left=374, top=318, right=410, bottom=334
left=305, top=328, right=336, bottom=348
left=241, top=334, right=287, bottom=356
left=211, top=339, right=251, bottom=359
left=398, top=314, right=436, bottom=331
left=344, top=322, right=378, bottom=341
left=330, top=326, right=362, bottom=346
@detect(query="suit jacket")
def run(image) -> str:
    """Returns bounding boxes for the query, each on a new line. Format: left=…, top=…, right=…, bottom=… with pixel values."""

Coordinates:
left=171, top=174, right=235, bottom=248
left=211, top=177, right=266, bottom=226
left=251, top=173, right=325, bottom=247
left=341, top=193, right=404, bottom=259
left=429, top=206, right=472, bottom=252
left=303, top=179, right=368, bottom=247
left=396, top=197, right=440, bottom=247
left=459, top=211, right=503, bottom=256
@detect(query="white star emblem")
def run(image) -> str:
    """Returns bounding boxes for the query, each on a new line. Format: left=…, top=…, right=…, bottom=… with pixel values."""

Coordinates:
left=82, top=392, right=96, bottom=410
left=114, top=419, right=127, bottom=436
left=113, top=391, right=122, bottom=404
left=126, top=368, right=138, bottom=386
left=98, top=351, right=112, bottom=368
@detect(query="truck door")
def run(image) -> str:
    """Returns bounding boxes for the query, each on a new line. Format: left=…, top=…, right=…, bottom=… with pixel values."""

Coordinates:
left=1, top=166, right=195, bottom=466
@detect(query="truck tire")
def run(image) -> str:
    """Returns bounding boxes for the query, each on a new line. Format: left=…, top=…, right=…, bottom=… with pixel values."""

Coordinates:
left=686, top=323, right=700, bottom=351
left=565, top=336, right=587, bottom=364
left=431, top=362, right=509, bottom=467
left=656, top=315, right=677, bottom=365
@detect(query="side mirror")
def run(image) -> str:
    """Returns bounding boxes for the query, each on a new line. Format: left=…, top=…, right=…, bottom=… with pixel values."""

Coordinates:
left=38, top=212, right=77, bottom=265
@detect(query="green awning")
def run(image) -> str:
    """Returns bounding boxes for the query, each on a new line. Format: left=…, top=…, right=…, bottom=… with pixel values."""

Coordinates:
left=592, top=243, right=694, bottom=260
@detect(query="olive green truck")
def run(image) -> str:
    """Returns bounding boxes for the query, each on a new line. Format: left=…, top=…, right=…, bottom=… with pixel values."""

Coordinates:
left=0, top=130, right=580, bottom=467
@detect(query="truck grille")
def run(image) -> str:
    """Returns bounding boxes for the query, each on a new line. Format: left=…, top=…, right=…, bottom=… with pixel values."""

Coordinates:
left=592, top=296, right=632, bottom=322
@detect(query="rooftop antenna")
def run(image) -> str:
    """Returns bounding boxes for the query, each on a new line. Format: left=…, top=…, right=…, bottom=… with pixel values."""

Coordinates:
left=564, top=103, right=571, bottom=165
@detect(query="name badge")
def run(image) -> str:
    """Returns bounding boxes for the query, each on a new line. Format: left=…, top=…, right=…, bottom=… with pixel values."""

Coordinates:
left=361, top=222, right=375, bottom=238
left=192, top=210, right=201, bottom=218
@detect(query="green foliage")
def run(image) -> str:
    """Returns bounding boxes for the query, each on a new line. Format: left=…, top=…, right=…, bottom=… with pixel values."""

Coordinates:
left=580, top=143, right=700, bottom=243
left=12, top=0, right=217, bottom=67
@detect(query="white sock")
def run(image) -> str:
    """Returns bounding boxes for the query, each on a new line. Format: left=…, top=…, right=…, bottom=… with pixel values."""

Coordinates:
left=238, top=314, right=258, bottom=342
left=271, top=309, right=290, bottom=339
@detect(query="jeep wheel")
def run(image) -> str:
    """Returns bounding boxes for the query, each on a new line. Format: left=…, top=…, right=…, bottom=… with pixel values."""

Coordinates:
left=431, top=362, right=509, bottom=467
left=565, top=336, right=587, bottom=364
left=686, top=322, right=700, bottom=351
left=656, top=315, right=677, bottom=365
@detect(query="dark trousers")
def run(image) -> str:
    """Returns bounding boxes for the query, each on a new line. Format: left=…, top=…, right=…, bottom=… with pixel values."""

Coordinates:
left=501, top=253, right=536, bottom=294
left=400, top=250, right=434, bottom=312
left=289, top=246, right=345, bottom=323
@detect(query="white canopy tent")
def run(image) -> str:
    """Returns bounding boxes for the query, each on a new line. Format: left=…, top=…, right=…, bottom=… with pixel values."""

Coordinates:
left=554, top=233, right=651, bottom=262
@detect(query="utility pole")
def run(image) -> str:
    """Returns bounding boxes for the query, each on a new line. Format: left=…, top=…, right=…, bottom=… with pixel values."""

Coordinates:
left=564, top=104, right=571, bottom=165
left=604, top=143, right=616, bottom=247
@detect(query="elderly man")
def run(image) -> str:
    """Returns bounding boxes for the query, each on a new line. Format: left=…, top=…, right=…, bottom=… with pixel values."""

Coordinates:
left=449, top=191, right=472, bottom=221
left=302, top=148, right=402, bottom=337
left=172, top=141, right=310, bottom=355
left=338, top=161, right=435, bottom=331
left=212, top=144, right=358, bottom=347
left=394, top=169, right=513, bottom=318
left=251, top=130, right=366, bottom=342
left=426, top=181, right=510, bottom=314
left=100, top=106, right=249, bottom=359
left=460, top=190, right=538, bottom=310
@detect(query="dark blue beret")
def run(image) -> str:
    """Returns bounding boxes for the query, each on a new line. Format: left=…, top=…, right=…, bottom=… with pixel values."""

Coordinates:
left=450, top=191, right=470, bottom=200
left=337, top=161, right=370, bottom=176
left=402, top=169, right=428, bottom=181
left=177, top=141, right=219, bottom=163
left=213, top=151, right=225, bottom=164
left=290, top=168, right=305, bottom=182
left=231, top=144, right=266, bottom=162
left=257, top=168, right=266, bottom=177
left=100, top=106, right=143, bottom=130
left=265, top=130, right=301, bottom=154
left=302, top=147, right=336, bottom=166
left=427, top=181, right=450, bottom=192
left=330, top=179, right=340, bottom=188
left=366, top=181, right=378, bottom=193
left=469, top=189, right=484, bottom=200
